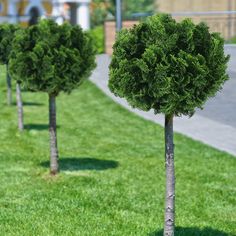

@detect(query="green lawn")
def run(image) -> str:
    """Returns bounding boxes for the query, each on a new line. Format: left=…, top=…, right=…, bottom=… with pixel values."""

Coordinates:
left=0, top=67, right=236, bottom=236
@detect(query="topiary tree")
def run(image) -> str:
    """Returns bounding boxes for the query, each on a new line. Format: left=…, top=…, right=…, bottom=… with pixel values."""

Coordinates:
left=9, top=19, right=96, bottom=175
left=109, top=14, right=229, bottom=236
left=0, top=24, right=19, bottom=106
left=0, top=23, right=24, bottom=131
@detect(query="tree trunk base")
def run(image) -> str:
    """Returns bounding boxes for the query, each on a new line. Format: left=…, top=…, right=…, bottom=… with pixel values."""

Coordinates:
left=16, top=83, right=24, bottom=131
left=49, top=94, right=59, bottom=174
left=6, top=64, right=12, bottom=106
left=50, top=170, right=59, bottom=176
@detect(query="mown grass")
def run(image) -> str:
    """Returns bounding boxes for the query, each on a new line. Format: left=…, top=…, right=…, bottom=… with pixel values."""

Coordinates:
left=0, top=67, right=236, bottom=235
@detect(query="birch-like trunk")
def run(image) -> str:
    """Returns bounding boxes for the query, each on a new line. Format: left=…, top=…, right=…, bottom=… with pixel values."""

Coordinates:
left=16, top=82, right=24, bottom=131
left=164, top=114, right=175, bottom=236
left=6, top=64, right=12, bottom=105
left=49, top=94, right=59, bottom=175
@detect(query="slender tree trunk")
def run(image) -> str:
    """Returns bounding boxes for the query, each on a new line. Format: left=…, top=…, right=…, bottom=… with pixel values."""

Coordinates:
left=49, top=94, right=59, bottom=175
left=16, top=82, right=24, bottom=131
left=6, top=64, right=12, bottom=106
left=164, top=114, right=175, bottom=236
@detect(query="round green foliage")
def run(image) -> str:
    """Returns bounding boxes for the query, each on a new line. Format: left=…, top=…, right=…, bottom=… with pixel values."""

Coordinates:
left=0, top=24, right=20, bottom=64
left=9, top=19, right=96, bottom=95
left=109, top=14, right=229, bottom=116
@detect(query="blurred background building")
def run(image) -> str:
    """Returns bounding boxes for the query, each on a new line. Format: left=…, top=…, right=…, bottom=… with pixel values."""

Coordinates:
left=0, top=0, right=52, bottom=26
left=0, top=0, right=91, bottom=29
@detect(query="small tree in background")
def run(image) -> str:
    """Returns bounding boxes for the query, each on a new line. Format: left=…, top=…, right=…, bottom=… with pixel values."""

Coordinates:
left=109, top=14, right=229, bottom=236
left=0, top=24, right=19, bottom=106
left=9, top=19, right=96, bottom=175
left=0, top=24, right=24, bottom=131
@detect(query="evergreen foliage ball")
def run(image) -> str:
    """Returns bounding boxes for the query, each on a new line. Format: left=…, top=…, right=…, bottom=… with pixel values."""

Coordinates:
left=0, top=24, right=20, bottom=64
left=109, top=14, right=229, bottom=116
left=9, top=19, right=96, bottom=95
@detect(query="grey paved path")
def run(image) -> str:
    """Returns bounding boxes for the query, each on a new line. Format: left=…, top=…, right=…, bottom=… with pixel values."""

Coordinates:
left=90, top=54, right=236, bottom=156
left=196, top=45, right=236, bottom=128
left=196, top=71, right=236, bottom=128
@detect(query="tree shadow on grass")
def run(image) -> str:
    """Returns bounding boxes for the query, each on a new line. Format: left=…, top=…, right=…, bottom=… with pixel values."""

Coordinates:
left=40, top=157, right=119, bottom=171
left=13, top=101, right=44, bottom=106
left=23, top=101, right=44, bottom=106
left=149, top=227, right=234, bottom=236
left=25, top=124, right=60, bottom=131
